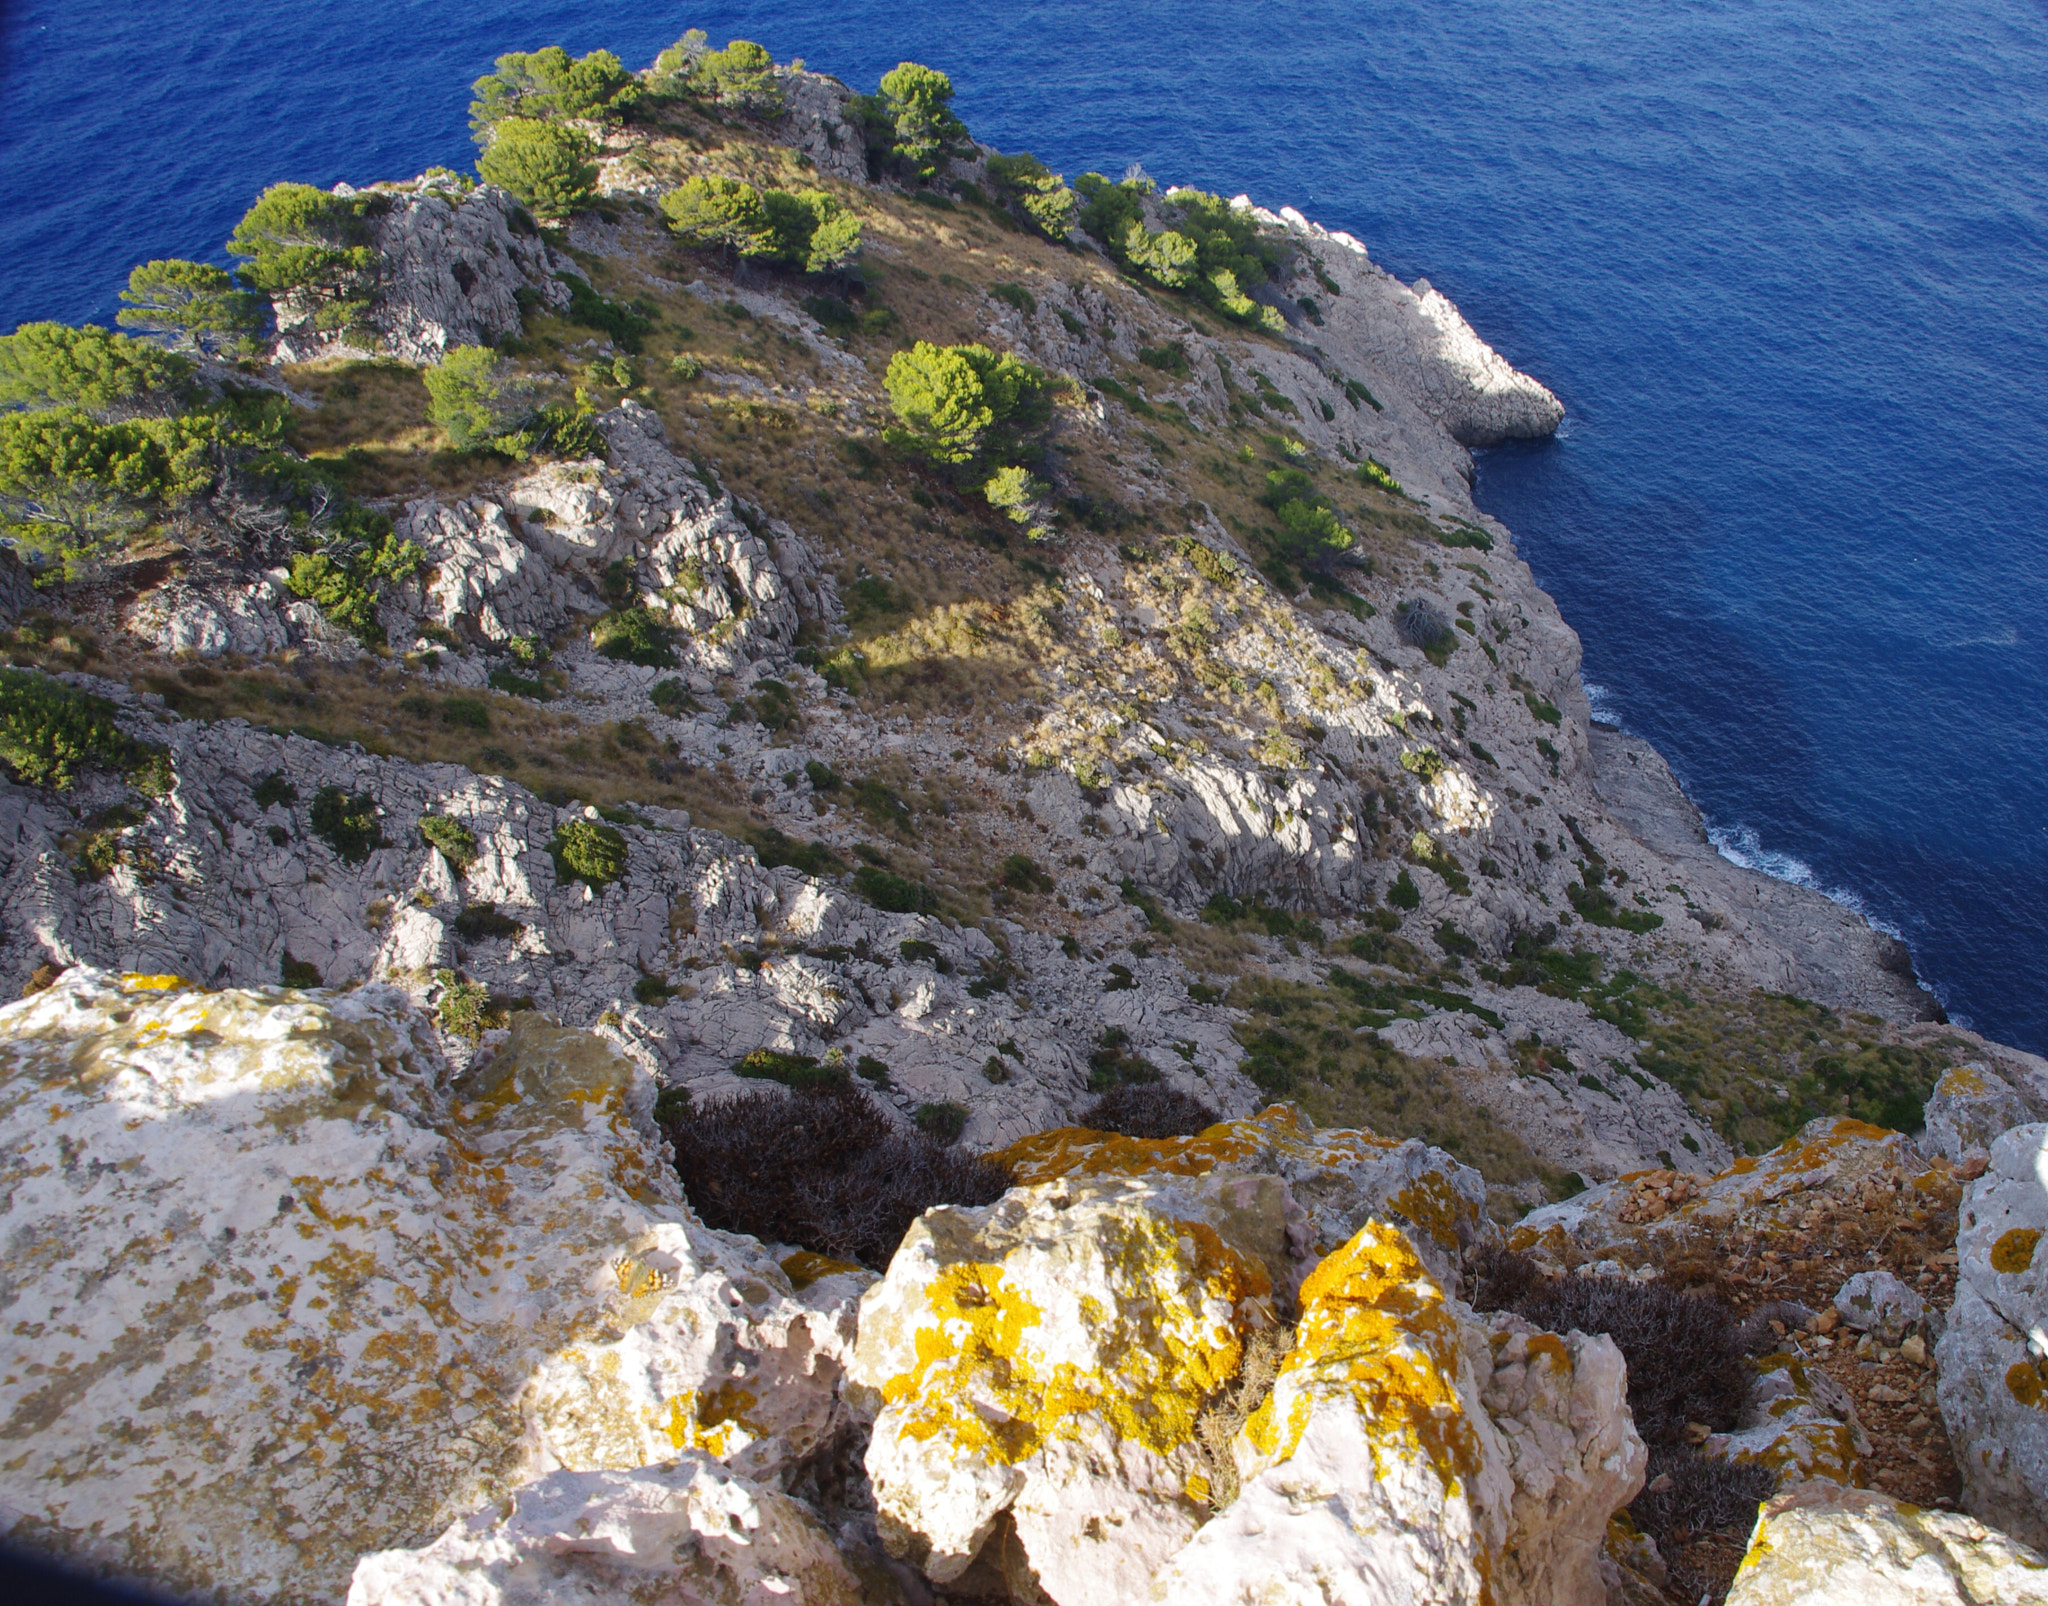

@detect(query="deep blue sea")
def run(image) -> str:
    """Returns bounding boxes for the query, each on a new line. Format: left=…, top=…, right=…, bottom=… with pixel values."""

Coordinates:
left=2, top=1, right=2042, bottom=1052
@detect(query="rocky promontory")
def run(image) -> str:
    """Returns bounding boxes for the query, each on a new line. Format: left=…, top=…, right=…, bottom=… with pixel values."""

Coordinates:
left=2, top=34, right=2044, bottom=1606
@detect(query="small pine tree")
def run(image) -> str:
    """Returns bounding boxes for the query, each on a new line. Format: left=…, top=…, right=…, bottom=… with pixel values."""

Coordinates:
left=692, top=39, right=783, bottom=114
left=661, top=175, right=773, bottom=259
left=877, top=62, right=969, bottom=180
left=476, top=117, right=597, bottom=222
left=469, top=46, right=637, bottom=133
left=227, top=183, right=378, bottom=333
left=116, top=261, right=265, bottom=355
left=422, top=347, right=536, bottom=452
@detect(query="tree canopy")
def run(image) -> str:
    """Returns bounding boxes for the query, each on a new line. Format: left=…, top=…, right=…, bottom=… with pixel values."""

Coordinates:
left=469, top=47, right=638, bottom=134
left=876, top=62, right=968, bottom=181
left=691, top=39, right=783, bottom=114
left=883, top=341, right=1050, bottom=465
left=1074, top=177, right=1286, bottom=331
left=227, top=184, right=378, bottom=332
left=0, top=407, right=220, bottom=573
left=986, top=153, right=1077, bottom=240
left=475, top=117, right=597, bottom=221
left=0, top=323, right=193, bottom=415
left=116, top=262, right=266, bottom=356
left=661, top=177, right=860, bottom=271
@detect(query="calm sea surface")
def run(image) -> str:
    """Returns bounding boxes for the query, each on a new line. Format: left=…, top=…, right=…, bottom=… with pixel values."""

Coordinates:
left=3, top=0, right=2042, bottom=1050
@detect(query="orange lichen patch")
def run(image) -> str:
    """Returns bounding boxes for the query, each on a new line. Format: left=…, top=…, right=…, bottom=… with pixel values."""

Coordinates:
left=1991, top=1228, right=2041, bottom=1275
left=1936, top=1065, right=1989, bottom=1097
left=2006, top=1361, right=2048, bottom=1411
left=1387, top=1176, right=1471, bottom=1253
left=880, top=1211, right=1270, bottom=1467
left=1244, top=1222, right=1479, bottom=1492
left=781, top=1250, right=863, bottom=1290
left=989, top=1103, right=1396, bottom=1186
left=119, top=973, right=190, bottom=991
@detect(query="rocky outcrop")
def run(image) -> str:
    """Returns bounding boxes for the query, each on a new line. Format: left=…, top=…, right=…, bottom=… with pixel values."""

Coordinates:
left=125, top=568, right=322, bottom=659
left=1922, top=1061, right=2048, bottom=1164
left=0, top=972, right=859, bottom=1604
left=1707, top=1351, right=1871, bottom=1488
left=393, top=402, right=807, bottom=671
left=1153, top=1222, right=1643, bottom=1606
left=273, top=177, right=569, bottom=365
left=850, top=1170, right=1299, bottom=1598
left=1725, top=1482, right=2048, bottom=1606
left=992, top=1104, right=1491, bottom=1290
left=772, top=67, right=873, bottom=187
left=1937, top=1121, right=2048, bottom=1549
left=1258, top=204, right=1566, bottom=447
left=347, top=1460, right=867, bottom=1606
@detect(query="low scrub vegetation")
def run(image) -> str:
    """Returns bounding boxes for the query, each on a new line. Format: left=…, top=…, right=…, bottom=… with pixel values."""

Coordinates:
left=661, top=1081, right=1008, bottom=1267
left=0, top=669, right=165, bottom=791
left=1077, top=1084, right=1219, bottom=1139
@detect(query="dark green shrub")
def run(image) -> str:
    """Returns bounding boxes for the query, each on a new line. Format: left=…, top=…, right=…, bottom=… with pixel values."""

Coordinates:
left=913, top=1100, right=969, bottom=1145
left=853, top=864, right=936, bottom=913
left=803, top=758, right=841, bottom=791
left=279, top=951, right=322, bottom=989
left=650, top=677, right=697, bottom=714
left=882, top=340, right=1051, bottom=466
left=309, top=786, right=382, bottom=864
left=419, top=814, right=478, bottom=869
left=999, top=853, right=1054, bottom=893
left=561, top=274, right=654, bottom=351
left=591, top=607, right=676, bottom=667
left=550, top=818, right=628, bottom=886
left=898, top=938, right=946, bottom=969
left=0, top=322, right=194, bottom=411
left=1434, top=921, right=1478, bottom=958
left=117, top=260, right=265, bottom=355
left=663, top=1082, right=1006, bottom=1266
left=856, top=1054, right=893, bottom=1087
left=1387, top=870, right=1421, bottom=911
left=989, top=281, right=1037, bottom=316
left=1079, top=1085, right=1217, bottom=1139
left=745, top=826, right=843, bottom=877
left=985, top=152, right=1077, bottom=238
left=476, top=118, right=598, bottom=222
left=632, top=975, right=673, bottom=1005
left=453, top=901, right=524, bottom=942
left=734, top=1047, right=847, bottom=1091
left=1088, top=1027, right=1162, bottom=1092
left=440, top=696, right=490, bottom=732
left=488, top=665, right=552, bottom=700
left=252, top=771, right=297, bottom=810
left=0, top=669, right=160, bottom=790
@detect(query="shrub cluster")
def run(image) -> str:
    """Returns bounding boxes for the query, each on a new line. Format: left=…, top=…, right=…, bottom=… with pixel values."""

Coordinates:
left=590, top=606, right=675, bottom=667
left=419, top=814, right=478, bottom=870
left=423, top=347, right=601, bottom=459
left=661, top=1081, right=1009, bottom=1268
left=550, top=818, right=628, bottom=886
left=661, top=176, right=861, bottom=274
left=1077, top=1084, right=1219, bottom=1139
left=0, top=668, right=165, bottom=791
left=650, top=34, right=785, bottom=116
left=985, top=152, right=1078, bottom=239
left=309, top=786, right=383, bottom=864
left=228, top=184, right=379, bottom=334
left=882, top=340, right=1051, bottom=468
left=1260, top=465, right=1355, bottom=574
left=1076, top=179, right=1285, bottom=331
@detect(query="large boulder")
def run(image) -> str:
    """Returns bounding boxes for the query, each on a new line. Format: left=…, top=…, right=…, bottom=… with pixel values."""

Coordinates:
left=1152, top=1222, right=1644, bottom=1606
left=0, top=971, right=859, bottom=1604
left=1921, top=1061, right=2047, bottom=1165
left=1724, top=1481, right=2048, bottom=1605
left=992, top=1104, right=1491, bottom=1291
left=1937, top=1121, right=2048, bottom=1549
left=346, top=1458, right=865, bottom=1606
left=849, top=1170, right=1302, bottom=1601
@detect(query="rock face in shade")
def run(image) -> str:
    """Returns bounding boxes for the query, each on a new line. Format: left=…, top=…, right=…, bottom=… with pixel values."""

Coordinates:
left=0, top=971, right=859, bottom=1605
left=1151, top=1222, right=1643, bottom=1606
left=1723, top=1482, right=2048, bottom=1606
left=346, top=1459, right=867, bottom=1606
left=1937, top=1121, right=2048, bottom=1550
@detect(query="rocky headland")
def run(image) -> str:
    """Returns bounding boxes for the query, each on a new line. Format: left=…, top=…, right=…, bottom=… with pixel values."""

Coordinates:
left=2, top=38, right=2046, bottom=1606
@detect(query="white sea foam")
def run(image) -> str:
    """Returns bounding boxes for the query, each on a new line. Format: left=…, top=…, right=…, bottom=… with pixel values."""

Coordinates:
left=1583, top=679, right=1625, bottom=727
left=1708, top=823, right=1907, bottom=942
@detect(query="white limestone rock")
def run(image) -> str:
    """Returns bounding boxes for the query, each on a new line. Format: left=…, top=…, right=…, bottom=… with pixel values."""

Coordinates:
left=1835, top=1269, right=1926, bottom=1344
left=1724, top=1481, right=2048, bottom=1606
left=1151, top=1222, right=1644, bottom=1606
left=849, top=1171, right=1303, bottom=1600
left=347, top=1458, right=865, bottom=1606
left=1706, top=1351, right=1870, bottom=1488
left=991, top=1104, right=1491, bottom=1292
left=1937, top=1121, right=2048, bottom=1550
left=1923, top=1061, right=2048, bottom=1164
left=126, top=571, right=301, bottom=659
left=273, top=177, right=568, bottom=364
left=0, top=971, right=858, bottom=1604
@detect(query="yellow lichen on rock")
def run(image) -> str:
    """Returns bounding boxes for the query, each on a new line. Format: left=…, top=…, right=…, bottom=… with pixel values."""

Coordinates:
left=853, top=1172, right=1296, bottom=1598
left=1240, top=1220, right=1480, bottom=1491
left=1993, top=1227, right=2041, bottom=1274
